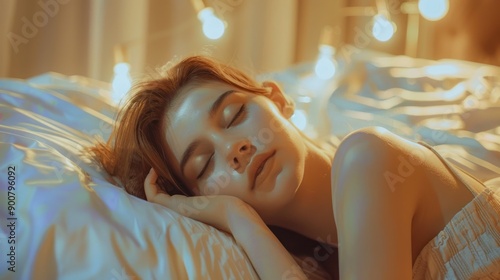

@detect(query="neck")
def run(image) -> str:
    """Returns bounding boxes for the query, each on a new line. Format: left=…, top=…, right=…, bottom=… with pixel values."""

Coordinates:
left=271, top=138, right=338, bottom=246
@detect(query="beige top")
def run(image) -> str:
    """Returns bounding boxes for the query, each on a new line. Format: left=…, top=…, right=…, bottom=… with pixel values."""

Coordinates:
left=412, top=143, right=500, bottom=279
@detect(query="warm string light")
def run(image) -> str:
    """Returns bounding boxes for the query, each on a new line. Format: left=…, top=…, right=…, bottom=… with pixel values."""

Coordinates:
left=372, top=13, right=395, bottom=42
left=340, top=0, right=451, bottom=57
left=109, top=0, right=228, bottom=104
left=111, top=45, right=132, bottom=105
left=372, top=0, right=395, bottom=42
left=418, top=0, right=449, bottom=21
left=315, top=45, right=337, bottom=80
left=340, top=1, right=396, bottom=43
left=292, top=26, right=339, bottom=136
left=290, top=110, right=308, bottom=131
left=400, top=0, right=450, bottom=57
left=315, top=26, right=337, bottom=80
left=198, top=8, right=225, bottom=39
left=192, top=0, right=226, bottom=40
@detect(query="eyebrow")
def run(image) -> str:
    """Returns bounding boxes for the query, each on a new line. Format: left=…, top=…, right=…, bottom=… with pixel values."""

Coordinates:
left=209, top=90, right=237, bottom=118
left=180, top=89, right=236, bottom=176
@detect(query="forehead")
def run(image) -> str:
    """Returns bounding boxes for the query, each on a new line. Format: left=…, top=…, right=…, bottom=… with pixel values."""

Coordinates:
left=171, top=81, right=230, bottom=119
left=165, top=81, right=232, bottom=161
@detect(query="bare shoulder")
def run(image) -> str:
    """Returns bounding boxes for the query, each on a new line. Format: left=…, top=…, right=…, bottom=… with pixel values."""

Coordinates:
left=330, top=126, right=432, bottom=225
left=331, top=126, right=430, bottom=202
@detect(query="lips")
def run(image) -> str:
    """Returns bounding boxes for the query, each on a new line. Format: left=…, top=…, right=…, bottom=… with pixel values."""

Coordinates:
left=249, top=150, right=276, bottom=190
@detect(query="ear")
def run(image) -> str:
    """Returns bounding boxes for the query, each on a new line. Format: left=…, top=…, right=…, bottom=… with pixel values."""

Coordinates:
left=262, top=81, right=295, bottom=119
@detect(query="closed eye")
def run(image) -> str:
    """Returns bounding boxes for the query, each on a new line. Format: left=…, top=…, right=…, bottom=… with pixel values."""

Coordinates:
left=226, top=104, right=247, bottom=128
left=197, top=153, right=214, bottom=180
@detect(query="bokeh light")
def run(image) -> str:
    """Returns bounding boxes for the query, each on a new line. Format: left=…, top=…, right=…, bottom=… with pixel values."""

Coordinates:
left=198, top=8, right=225, bottom=40
left=111, top=62, right=132, bottom=104
left=291, top=109, right=308, bottom=131
left=418, top=0, right=449, bottom=21
left=314, top=45, right=337, bottom=80
left=372, top=14, right=395, bottom=42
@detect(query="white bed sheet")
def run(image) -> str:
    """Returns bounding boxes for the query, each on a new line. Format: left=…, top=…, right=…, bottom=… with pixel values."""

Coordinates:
left=269, top=51, right=500, bottom=182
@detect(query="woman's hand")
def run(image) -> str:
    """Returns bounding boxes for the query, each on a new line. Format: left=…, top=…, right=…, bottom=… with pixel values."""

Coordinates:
left=145, top=168, right=307, bottom=280
left=144, top=168, right=254, bottom=233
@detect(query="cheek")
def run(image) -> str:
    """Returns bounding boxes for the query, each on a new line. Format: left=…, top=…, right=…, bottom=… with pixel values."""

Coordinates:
left=245, top=112, right=288, bottom=145
left=246, top=104, right=275, bottom=127
left=254, top=108, right=294, bottom=139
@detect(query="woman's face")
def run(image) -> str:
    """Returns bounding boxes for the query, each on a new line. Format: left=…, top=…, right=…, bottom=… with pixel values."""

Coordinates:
left=164, top=81, right=306, bottom=217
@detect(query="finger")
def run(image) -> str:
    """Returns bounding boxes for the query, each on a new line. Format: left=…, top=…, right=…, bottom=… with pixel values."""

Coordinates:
left=143, top=169, right=200, bottom=216
left=144, top=168, right=160, bottom=201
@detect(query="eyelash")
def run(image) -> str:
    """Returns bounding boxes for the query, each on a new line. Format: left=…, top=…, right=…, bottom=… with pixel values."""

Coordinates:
left=197, top=153, right=214, bottom=180
left=226, top=104, right=247, bottom=128
left=197, top=104, right=248, bottom=180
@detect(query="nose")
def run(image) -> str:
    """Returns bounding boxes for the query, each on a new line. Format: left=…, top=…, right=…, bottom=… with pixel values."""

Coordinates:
left=228, top=139, right=256, bottom=173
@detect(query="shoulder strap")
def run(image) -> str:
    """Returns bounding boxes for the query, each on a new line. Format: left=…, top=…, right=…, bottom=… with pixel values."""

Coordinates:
left=418, top=141, right=485, bottom=196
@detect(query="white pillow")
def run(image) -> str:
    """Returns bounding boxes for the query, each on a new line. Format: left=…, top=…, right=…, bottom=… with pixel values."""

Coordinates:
left=0, top=75, right=259, bottom=279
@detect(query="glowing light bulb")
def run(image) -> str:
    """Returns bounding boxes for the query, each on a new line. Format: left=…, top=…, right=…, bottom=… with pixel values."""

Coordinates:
left=198, top=8, right=225, bottom=40
left=111, top=62, right=132, bottom=104
left=418, top=0, right=449, bottom=21
left=291, top=109, right=308, bottom=131
left=372, top=14, right=395, bottom=42
left=314, top=45, right=337, bottom=80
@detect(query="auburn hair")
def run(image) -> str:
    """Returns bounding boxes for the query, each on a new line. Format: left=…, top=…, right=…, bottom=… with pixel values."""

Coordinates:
left=88, top=55, right=268, bottom=199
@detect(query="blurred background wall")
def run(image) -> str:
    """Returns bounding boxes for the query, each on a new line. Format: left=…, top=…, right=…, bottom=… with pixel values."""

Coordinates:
left=1, top=0, right=500, bottom=83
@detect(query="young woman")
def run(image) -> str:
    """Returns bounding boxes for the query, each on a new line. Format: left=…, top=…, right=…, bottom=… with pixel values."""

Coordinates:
left=90, top=56, right=500, bottom=279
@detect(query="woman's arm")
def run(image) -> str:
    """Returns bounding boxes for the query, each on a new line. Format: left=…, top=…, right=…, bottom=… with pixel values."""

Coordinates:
left=227, top=201, right=307, bottom=280
left=331, top=128, right=422, bottom=280
left=144, top=168, right=307, bottom=280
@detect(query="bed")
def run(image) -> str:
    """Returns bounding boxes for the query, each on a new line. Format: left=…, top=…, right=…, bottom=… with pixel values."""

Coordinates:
left=1, top=49, right=499, bottom=280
